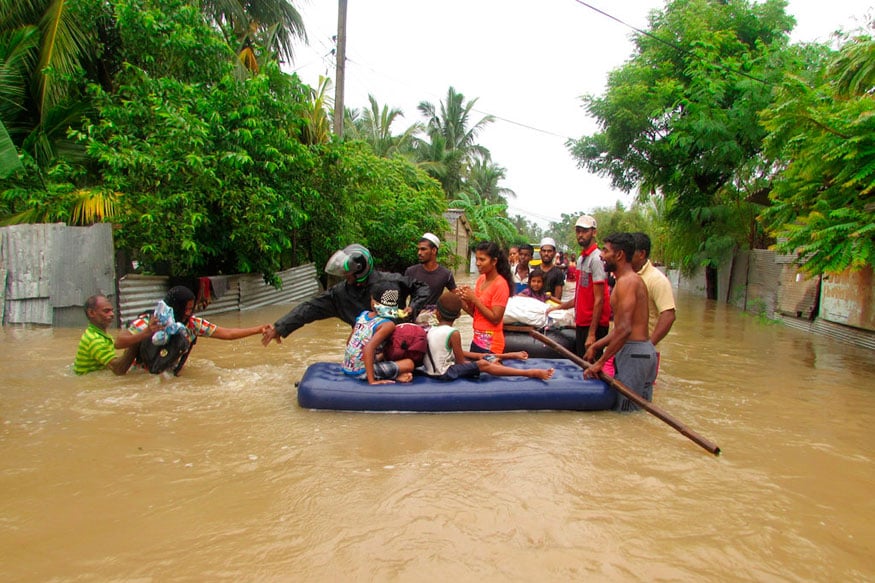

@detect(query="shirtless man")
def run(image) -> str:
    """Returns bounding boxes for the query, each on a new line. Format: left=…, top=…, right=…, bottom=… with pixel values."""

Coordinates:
left=583, top=233, right=657, bottom=411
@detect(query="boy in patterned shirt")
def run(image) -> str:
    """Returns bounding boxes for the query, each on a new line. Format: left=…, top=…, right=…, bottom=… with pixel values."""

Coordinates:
left=342, top=282, right=416, bottom=384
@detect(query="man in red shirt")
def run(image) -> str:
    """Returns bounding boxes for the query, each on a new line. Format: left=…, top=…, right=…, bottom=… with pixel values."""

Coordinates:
left=547, top=215, right=611, bottom=358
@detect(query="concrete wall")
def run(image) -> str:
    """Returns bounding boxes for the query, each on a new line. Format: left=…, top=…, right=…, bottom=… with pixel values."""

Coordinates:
left=444, top=209, right=472, bottom=275
left=821, top=266, right=874, bottom=331
left=675, top=248, right=875, bottom=347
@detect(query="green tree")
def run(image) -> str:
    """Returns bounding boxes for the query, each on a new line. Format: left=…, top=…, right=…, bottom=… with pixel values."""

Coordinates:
left=1, top=0, right=243, bottom=227
left=414, top=86, right=494, bottom=197
left=568, top=0, right=794, bottom=280
left=307, top=141, right=449, bottom=273
left=76, top=61, right=315, bottom=281
left=508, top=214, right=542, bottom=245
left=760, top=30, right=875, bottom=274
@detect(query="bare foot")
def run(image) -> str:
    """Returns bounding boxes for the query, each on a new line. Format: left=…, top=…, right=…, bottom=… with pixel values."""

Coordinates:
left=396, top=372, right=414, bottom=383
left=531, top=368, right=554, bottom=380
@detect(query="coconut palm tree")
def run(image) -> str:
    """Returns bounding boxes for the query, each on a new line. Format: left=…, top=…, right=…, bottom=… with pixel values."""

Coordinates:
left=466, top=158, right=515, bottom=204
left=345, top=94, right=420, bottom=158
left=201, top=0, right=307, bottom=71
left=414, top=86, right=494, bottom=197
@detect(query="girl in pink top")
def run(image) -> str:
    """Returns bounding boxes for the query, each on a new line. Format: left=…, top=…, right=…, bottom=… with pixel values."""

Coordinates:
left=458, top=241, right=514, bottom=354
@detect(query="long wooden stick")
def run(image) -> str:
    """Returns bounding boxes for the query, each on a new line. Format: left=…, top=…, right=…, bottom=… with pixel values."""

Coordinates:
left=529, top=330, right=721, bottom=456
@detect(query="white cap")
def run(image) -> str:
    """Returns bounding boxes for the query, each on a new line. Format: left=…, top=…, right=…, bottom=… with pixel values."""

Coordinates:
left=575, top=215, right=597, bottom=229
left=539, top=237, right=557, bottom=250
left=420, top=232, right=440, bottom=248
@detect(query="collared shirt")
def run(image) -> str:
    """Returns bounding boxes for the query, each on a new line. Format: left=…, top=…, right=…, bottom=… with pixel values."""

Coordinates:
left=73, top=324, right=116, bottom=375
left=638, top=260, right=676, bottom=335
left=574, top=244, right=612, bottom=327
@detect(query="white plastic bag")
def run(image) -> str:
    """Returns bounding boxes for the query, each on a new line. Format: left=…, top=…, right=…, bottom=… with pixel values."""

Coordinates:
left=547, top=308, right=575, bottom=328
left=503, top=296, right=548, bottom=327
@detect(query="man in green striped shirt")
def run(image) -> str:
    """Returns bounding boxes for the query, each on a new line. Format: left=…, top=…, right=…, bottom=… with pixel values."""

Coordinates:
left=73, top=295, right=156, bottom=375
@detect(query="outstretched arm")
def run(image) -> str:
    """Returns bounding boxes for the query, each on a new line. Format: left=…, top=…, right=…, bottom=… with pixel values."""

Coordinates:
left=270, top=290, right=341, bottom=340
left=212, top=324, right=269, bottom=340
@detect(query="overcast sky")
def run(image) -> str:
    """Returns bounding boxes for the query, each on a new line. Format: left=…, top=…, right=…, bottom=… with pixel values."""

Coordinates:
left=289, top=0, right=871, bottom=228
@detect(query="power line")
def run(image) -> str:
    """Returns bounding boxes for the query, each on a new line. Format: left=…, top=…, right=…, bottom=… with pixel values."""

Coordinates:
left=343, top=56, right=575, bottom=140
left=572, top=0, right=772, bottom=86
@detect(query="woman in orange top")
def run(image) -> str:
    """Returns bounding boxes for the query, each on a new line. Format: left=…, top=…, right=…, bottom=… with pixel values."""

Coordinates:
left=458, top=241, right=515, bottom=354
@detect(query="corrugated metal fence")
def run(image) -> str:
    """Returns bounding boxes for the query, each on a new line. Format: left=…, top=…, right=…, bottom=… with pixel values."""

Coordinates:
left=117, top=264, right=321, bottom=325
left=0, top=223, right=116, bottom=326
left=1, top=223, right=321, bottom=327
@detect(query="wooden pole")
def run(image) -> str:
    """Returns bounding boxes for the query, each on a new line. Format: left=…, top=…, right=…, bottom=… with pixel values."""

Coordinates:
left=333, top=0, right=347, bottom=138
left=529, top=330, right=721, bottom=456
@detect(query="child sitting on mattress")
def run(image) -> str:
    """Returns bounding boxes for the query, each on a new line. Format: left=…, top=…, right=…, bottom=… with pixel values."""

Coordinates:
left=423, top=291, right=554, bottom=381
left=342, top=282, right=416, bottom=385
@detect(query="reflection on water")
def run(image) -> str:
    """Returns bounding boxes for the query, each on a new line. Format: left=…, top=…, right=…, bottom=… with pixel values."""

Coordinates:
left=2, top=292, right=874, bottom=581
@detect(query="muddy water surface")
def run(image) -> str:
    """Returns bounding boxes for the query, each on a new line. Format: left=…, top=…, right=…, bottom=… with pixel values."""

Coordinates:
left=2, top=291, right=874, bottom=581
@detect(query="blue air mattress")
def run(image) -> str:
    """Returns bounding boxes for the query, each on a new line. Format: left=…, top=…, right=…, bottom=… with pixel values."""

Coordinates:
left=296, top=358, right=615, bottom=412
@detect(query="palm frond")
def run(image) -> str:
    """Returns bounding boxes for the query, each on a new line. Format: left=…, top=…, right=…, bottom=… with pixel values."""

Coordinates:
left=0, top=119, right=22, bottom=178
left=70, top=188, right=120, bottom=225
left=36, top=0, right=91, bottom=117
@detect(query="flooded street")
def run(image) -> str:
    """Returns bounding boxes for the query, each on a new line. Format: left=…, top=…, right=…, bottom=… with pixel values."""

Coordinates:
left=2, top=290, right=874, bottom=581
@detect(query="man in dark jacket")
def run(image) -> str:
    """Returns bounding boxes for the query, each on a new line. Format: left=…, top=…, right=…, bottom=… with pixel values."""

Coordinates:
left=261, top=244, right=431, bottom=346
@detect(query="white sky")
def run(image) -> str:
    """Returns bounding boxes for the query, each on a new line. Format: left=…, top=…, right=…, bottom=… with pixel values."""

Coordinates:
left=289, top=0, right=871, bottom=228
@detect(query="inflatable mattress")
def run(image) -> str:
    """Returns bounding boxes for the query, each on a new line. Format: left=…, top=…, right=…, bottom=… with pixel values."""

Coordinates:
left=503, top=327, right=576, bottom=359
left=296, top=358, right=615, bottom=412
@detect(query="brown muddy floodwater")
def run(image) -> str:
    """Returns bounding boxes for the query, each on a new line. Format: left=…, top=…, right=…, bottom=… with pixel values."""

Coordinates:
left=1, top=291, right=874, bottom=582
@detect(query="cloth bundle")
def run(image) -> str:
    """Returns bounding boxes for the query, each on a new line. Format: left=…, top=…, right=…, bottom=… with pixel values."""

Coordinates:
left=151, top=300, right=187, bottom=345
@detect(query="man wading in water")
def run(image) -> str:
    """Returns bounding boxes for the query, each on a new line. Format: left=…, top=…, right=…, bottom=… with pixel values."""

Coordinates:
left=583, top=233, right=657, bottom=411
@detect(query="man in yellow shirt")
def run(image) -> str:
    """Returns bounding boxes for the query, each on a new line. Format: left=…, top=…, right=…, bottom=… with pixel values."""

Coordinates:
left=630, top=232, right=676, bottom=346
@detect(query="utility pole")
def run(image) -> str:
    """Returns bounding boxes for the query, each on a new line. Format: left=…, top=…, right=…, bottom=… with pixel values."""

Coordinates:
left=333, top=0, right=347, bottom=138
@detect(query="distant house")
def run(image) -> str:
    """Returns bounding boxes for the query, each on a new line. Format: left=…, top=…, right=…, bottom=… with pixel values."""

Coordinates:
left=443, top=209, right=473, bottom=274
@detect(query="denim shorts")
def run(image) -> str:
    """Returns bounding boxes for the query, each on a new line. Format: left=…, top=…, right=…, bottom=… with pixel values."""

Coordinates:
left=354, top=360, right=400, bottom=381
